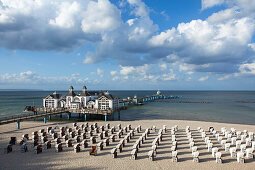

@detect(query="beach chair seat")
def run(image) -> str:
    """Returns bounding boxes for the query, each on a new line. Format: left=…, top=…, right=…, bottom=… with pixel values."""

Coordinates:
left=131, top=149, right=137, bottom=160
left=81, top=139, right=89, bottom=148
left=74, top=143, right=81, bottom=153
left=172, top=151, right=178, bottom=162
left=34, top=145, right=42, bottom=154
left=215, top=152, right=222, bottom=163
left=237, top=152, right=245, bottom=163
left=148, top=150, right=155, bottom=161
left=111, top=148, right=117, bottom=158
left=21, top=143, right=28, bottom=153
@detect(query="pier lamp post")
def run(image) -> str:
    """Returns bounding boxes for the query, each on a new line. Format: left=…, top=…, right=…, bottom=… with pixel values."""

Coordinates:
left=84, top=114, right=87, bottom=121
left=105, top=115, right=107, bottom=122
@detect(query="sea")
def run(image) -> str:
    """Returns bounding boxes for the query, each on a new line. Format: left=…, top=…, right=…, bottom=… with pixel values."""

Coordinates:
left=0, top=90, right=255, bottom=125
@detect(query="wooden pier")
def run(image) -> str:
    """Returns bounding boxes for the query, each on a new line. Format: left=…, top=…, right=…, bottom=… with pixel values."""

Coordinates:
left=0, top=107, right=120, bottom=129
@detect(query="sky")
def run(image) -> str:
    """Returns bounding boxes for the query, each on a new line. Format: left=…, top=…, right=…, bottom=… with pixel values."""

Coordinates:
left=0, top=0, right=255, bottom=90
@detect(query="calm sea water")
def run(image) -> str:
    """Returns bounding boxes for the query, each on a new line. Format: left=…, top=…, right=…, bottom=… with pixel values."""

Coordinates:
left=0, top=91, right=255, bottom=125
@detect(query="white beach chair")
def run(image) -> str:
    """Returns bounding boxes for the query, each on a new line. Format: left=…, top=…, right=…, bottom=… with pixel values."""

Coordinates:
left=172, top=151, right=178, bottom=162
left=131, top=149, right=137, bottom=160
left=246, top=138, right=252, bottom=146
left=215, top=152, right=222, bottom=163
left=208, top=142, right=213, bottom=152
left=231, top=137, right=237, bottom=145
left=192, top=151, right=199, bottom=162
left=111, top=148, right=117, bottom=158
left=246, top=148, right=254, bottom=158
left=212, top=147, right=218, bottom=157
left=240, top=144, right=247, bottom=153
left=236, top=140, right=242, bottom=149
left=148, top=150, right=155, bottom=161
left=230, top=147, right=237, bottom=157
left=237, top=152, right=245, bottom=163
left=225, top=143, right=231, bottom=152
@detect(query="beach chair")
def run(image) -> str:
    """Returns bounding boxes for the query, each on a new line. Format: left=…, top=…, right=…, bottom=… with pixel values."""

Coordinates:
left=98, top=133, right=103, bottom=140
left=209, top=127, right=214, bottom=133
left=189, top=142, right=195, bottom=149
left=192, top=151, right=199, bottom=162
left=73, top=123, right=77, bottom=127
left=95, top=127, right=99, bottom=134
left=246, top=148, right=254, bottom=158
left=80, top=124, right=84, bottom=130
left=163, top=125, right=167, bottom=133
left=241, top=135, right=246, bottom=143
left=63, top=135, right=69, bottom=141
left=230, top=147, right=237, bottom=157
left=9, top=137, right=16, bottom=145
left=248, top=132, right=254, bottom=140
left=52, top=132, right=58, bottom=139
left=142, top=133, right=146, bottom=140
left=148, top=150, right=155, bottom=161
left=110, top=135, right=116, bottom=142
left=44, top=141, right=51, bottom=149
left=237, top=152, right=245, bottom=163
left=47, top=127, right=52, bottom=133
left=66, top=139, right=72, bottom=147
left=74, top=143, right=81, bottom=153
left=21, top=143, right=28, bottom=153
left=34, top=144, right=42, bottom=154
left=74, top=136, right=81, bottom=143
left=131, top=149, right=137, bottom=160
left=100, top=126, right=105, bottom=132
left=90, top=137, right=96, bottom=145
left=31, top=139, right=38, bottom=148
left=212, top=147, right=218, bottom=157
left=110, top=128, right=114, bottom=134
left=81, top=139, right=89, bottom=148
left=152, top=145, right=157, bottom=156
left=246, top=138, right=252, bottom=146
left=135, top=140, right=141, bottom=148
left=39, top=129, right=45, bottom=134
left=225, top=143, right=231, bottom=152
left=111, top=148, right=117, bottom=158
left=116, top=143, right=122, bottom=153
left=94, top=123, right=98, bottom=128
left=41, top=136, right=48, bottom=143
left=4, top=144, right=12, bottom=154
left=215, top=152, right=222, bottom=163
left=236, top=131, right=241, bottom=139
left=55, top=143, right=62, bottom=152
left=191, top=146, right=197, bottom=154
left=70, top=132, right=76, bottom=138
left=89, top=146, right=97, bottom=156
left=120, top=139, right=125, bottom=147
left=208, top=142, right=213, bottom=152
left=124, top=136, right=130, bottom=143
left=172, top=151, right=178, bottom=162
left=130, top=130, right=135, bottom=137
left=106, top=123, right=110, bottom=129
left=124, top=126, right=128, bottom=133
left=104, top=138, right=110, bottom=147
left=252, top=141, right=255, bottom=150
left=85, top=122, right=88, bottom=128
left=117, top=124, right=121, bottom=130
left=139, top=136, right=144, bottom=144
left=97, top=142, right=104, bottom=151
left=81, top=133, right=86, bottom=140
left=221, top=140, right=227, bottom=148
left=231, top=137, right=237, bottom=145
left=103, top=131, right=109, bottom=138
left=240, top=144, right=247, bottom=153
left=76, top=129, right=81, bottom=136
left=55, top=138, right=61, bottom=145
left=236, top=140, right=241, bottom=149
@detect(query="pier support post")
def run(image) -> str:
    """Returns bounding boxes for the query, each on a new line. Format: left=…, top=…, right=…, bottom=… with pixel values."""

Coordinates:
left=118, top=112, right=120, bottom=120
left=68, top=113, right=71, bottom=120
left=105, top=115, right=107, bottom=122
left=84, top=114, right=87, bottom=121
left=44, top=117, right=47, bottom=124
left=60, top=114, right=62, bottom=118
left=17, top=120, right=20, bottom=130
left=112, top=113, right=114, bottom=121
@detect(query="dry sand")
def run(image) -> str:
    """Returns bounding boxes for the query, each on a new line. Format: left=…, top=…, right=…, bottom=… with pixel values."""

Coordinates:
left=0, top=119, right=254, bottom=170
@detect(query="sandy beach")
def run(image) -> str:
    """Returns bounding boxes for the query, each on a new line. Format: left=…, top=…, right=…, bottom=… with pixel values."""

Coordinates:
left=0, top=119, right=254, bottom=170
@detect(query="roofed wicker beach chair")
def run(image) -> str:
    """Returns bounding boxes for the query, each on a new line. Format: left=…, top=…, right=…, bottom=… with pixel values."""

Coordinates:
left=52, top=132, right=58, bottom=139
left=236, top=140, right=242, bottom=149
left=81, top=139, right=89, bottom=148
left=152, top=144, right=157, bottom=155
left=192, top=151, right=199, bottom=163
left=81, top=133, right=86, bottom=140
left=44, top=140, right=51, bottom=150
left=131, top=149, right=137, bottom=160
left=73, top=123, right=77, bottom=127
left=103, top=130, right=109, bottom=138
left=230, top=147, right=237, bottom=157
left=148, top=150, right=155, bottom=161
left=246, top=138, right=252, bottom=146
left=138, top=125, right=142, bottom=131
left=212, top=147, right=219, bottom=157
left=208, top=142, right=213, bottom=152
left=240, top=144, right=247, bottom=153
left=116, top=143, right=122, bottom=153
left=94, top=123, right=98, bottom=128
left=55, top=143, right=62, bottom=152
left=237, top=152, right=245, bottom=163
left=252, top=141, right=255, bottom=150
left=152, top=125, right=156, bottom=132
left=117, top=124, right=121, bottom=130
left=31, top=139, right=38, bottom=148
left=215, top=152, right=222, bottom=163
left=191, top=146, right=197, bottom=154
left=139, top=136, right=144, bottom=144
left=104, top=138, right=110, bottom=147
left=124, top=135, right=129, bottom=143
left=63, top=135, right=69, bottom=141
left=90, top=136, right=96, bottom=145
left=172, top=150, right=178, bottom=162
left=41, top=136, right=48, bottom=143
left=74, top=143, right=81, bottom=153
left=110, top=135, right=116, bottom=142
left=89, top=146, right=97, bottom=156
left=66, top=139, right=72, bottom=147
left=76, top=129, right=81, bottom=136
left=74, top=136, right=81, bottom=143
left=34, top=144, right=42, bottom=154
left=47, top=127, right=52, bottom=133
left=22, top=134, right=29, bottom=140
left=163, top=125, right=167, bottom=133
left=135, top=140, right=141, bottom=148
left=225, top=143, right=231, bottom=152
left=231, top=137, right=237, bottom=145
left=246, top=148, right=254, bottom=158
left=120, top=139, right=125, bottom=147
left=100, top=125, right=104, bottom=132
left=106, top=123, right=110, bottom=129
left=111, top=148, right=117, bottom=158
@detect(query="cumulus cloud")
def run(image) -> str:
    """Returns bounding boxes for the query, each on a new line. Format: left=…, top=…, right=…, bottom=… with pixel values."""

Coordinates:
left=201, top=0, right=225, bottom=10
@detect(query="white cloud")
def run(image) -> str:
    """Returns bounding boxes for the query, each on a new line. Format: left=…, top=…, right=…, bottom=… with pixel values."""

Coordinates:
left=218, top=74, right=231, bottom=80
left=81, top=0, right=121, bottom=34
left=110, top=71, right=117, bottom=76
left=201, top=0, right=225, bottom=10
left=237, top=62, right=255, bottom=75
left=97, top=68, right=104, bottom=78
left=199, top=76, right=209, bottom=82
left=159, top=63, right=167, bottom=70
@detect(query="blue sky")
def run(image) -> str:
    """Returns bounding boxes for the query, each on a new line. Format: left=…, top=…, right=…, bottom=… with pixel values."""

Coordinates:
left=0, top=0, right=255, bottom=90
